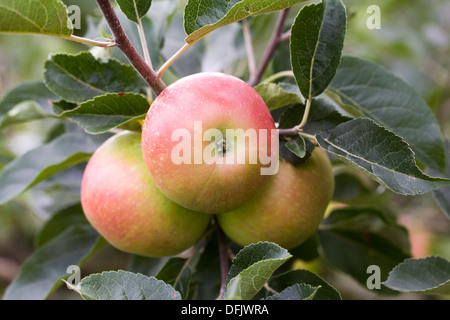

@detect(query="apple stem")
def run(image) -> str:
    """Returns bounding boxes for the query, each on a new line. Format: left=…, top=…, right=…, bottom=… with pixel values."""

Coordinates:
left=157, top=42, right=192, bottom=79
left=299, top=131, right=317, bottom=143
left=215, top=221, right=230, bottom=300
left=259, top=70, right=295, bottom=85
left=95, top=0, right=166, bottom=96
left=264, top=283, right=279, bottom=295
left=278, top=126, right=300, bottom=136
left=65, top=35, right=116, bottom=47
left=242, top=19, right=258, bottom=82
left=278, top=126, right=318, bottom=144
left=173, top=240, right=201, bottom=290
left=280, top=29, right=291, bottom=43
left=298, top=98, right=312, bottom=129
left=248, top=8, right=290, bottom=87
left=135, top=14, right=153, bottom=70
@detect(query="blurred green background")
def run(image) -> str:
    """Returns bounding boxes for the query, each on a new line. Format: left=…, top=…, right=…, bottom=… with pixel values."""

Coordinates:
left=0, top=0, right=449, bottom=299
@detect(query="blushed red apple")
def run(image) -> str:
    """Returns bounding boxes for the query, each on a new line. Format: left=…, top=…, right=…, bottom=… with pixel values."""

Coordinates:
left=141, top=72, right=279, bottom=214
left=80, top=131, right=211, bottom=257
left=217, top=147, right=335, bottom=250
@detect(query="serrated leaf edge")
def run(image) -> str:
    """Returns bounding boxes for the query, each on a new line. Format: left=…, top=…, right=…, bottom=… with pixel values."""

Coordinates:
left=77, top=269, right=181, bottom=300
left=316, top=118, right=450, bottom=195
left=225, top=241, right=292, bottom=300
left=382, top=255, right=450, bottom=294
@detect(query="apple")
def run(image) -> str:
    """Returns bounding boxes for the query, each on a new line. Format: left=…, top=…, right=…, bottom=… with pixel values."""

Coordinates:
left=80, top=131, right=211, bottom=257
left=217, top=147, right=335, bottom=250
left=141, top=72, right=279, bottom=214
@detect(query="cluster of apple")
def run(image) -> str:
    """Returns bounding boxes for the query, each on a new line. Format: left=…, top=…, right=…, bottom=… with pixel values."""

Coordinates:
left=80, top=73, right=335, bottom=257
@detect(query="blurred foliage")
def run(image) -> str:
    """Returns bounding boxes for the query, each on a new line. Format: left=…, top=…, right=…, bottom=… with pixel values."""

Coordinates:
left=0, top=0, right=449, bottom=299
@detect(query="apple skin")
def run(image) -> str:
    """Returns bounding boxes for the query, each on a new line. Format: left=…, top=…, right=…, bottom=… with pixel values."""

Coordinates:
left=217, top=147, right=335, bottom=250
left=80, top=131, right=211, bottom=257
left=141, top=72, right=277, bottom=214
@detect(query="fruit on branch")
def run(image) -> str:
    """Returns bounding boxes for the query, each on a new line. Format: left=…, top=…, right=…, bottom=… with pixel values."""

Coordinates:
left=141, top=72, right=279, bottom=214
left=217, top=147, right=335, bottom=250
left=81, top=132, right=211, bottom=257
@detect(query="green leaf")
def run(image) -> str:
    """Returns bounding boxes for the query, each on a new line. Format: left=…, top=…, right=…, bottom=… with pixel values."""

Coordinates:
left=0, top=132, right=100, bottom=205
left=327, top=56, right=446, bottom=171
left=51, top=100, right=78, bottom=115
left=254, top=82, right=303, bottom=111
left=316, top=118, right=450, bottom=195
left=287, top=234, right=320, bottom=262
left=332, top=169, right=391, bottom=206
left=116, top=0, right=152, bottom=23
left=155, top=258, right=191, bottom=299
left=0, top=100, right=48, bottom=129
left=44, top=52, right=146, bottom=103
left=269, top=269, right=341, bottom=300
left=225, top=242, right=292, bottom=300
left=0, top=81, right=58, bottom=120
left=190, top=233, right=222, bottom=300
left=286, top=135, right=306, bottom=158
left=72, top=270, right=181, bottom=300
left=2, top=225, right=104, bottom=300
left=35, top=204, right=88, bottom=247
left=0, top=0, right=72, bottom=36
left=61, top=92, right=150, bottom=134
left=383, top=256, right=450, bottom=295
left=430, top=140, right=450, bottom=219
left=290, top=0, right=347, bottom=98
left=265, top=283, right=319, bottom=300
left=127, top=255, right=171, bottom=277
left=318, top=206, right=411, bottom=292
left=184, top=0, right=307, bottom=44
left=29, top=165, right=85, bottom=218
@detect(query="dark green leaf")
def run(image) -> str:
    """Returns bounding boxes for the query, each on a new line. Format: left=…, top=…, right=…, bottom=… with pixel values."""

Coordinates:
left=383, top=256, right=450, bottom=295
left=44, top=52, right=146, bottom=103
left=184, top=0, right=308, bottom=44
left=287, top=234, right=320, bottom=262
left=61, top=92, right=150, bottom=134
left=286, top=135, right=306, bottom=158
left=254, top=82, right=303, bottom=110
left=269, top=269, right=341, bottom=300
left=333, top=170, right=374, bottom=201
left=290, top=0, right=347, bottom=98
left=430, top=140, right=450, bottom=219
left=72, top=270, right=181, bottom=300
left=2, top=225, right=104, bottom=300
left=190, top=233, right=222, bottom=300
left=29, top=164, right=86, bottom=219
left=279, top=137, right=315, bottom=166
left=35, top=204, right=88, bottom=247
left=127, top=255, right=171, bottom=277
left=0, top=101, right=48, bottom=129
left=318, top=206, right=411, bottom=292
left=332, top=169, right=391, bottom=206
left=0, top=81, right=58, bottom=120
left=116, top=0, right=152, bottom=23
left=225, top=242, right=292, bottom=300
left=0, top=0, right=72, bottom=36
left=51, top=100, right=78, bottom=114
left=316, top=118, right=450, bottom=195
left=327, top=56, right=446, bottom=171
left=155, top=258, right=191, bottom=299
left=0, top=132, right=100, bottom=205
left=265, top=283, right=319, bottom=300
